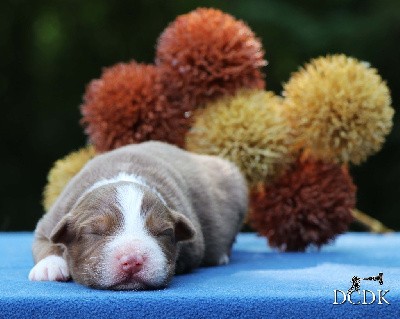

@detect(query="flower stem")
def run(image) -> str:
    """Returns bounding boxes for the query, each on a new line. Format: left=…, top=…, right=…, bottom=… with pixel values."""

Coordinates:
left=351, top=209, right=394, bottom=233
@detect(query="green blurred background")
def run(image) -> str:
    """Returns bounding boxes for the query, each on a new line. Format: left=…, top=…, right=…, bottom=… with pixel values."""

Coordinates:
left=1, top=0, right=399, bottom=231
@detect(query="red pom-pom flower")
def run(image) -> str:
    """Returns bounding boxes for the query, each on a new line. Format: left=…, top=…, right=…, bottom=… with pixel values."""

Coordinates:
left=249, top=157, right=356, bottom=252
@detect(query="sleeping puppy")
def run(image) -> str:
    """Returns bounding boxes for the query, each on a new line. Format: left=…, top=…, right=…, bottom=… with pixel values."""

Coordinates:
left=29, top=141, right=247, bottom=290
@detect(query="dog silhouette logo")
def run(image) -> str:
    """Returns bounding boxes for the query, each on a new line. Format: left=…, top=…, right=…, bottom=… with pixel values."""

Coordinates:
left=334, top=272, right=389, bottom=305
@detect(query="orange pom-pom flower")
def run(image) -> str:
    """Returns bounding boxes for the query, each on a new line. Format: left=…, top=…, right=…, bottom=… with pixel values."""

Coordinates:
left=80, top=62, right=191, bottom=151
left=81, top=61, right=159, bottom=152
left=156, top=8, right=266, bottom=109
left=249, top=157, right=356, bottom=252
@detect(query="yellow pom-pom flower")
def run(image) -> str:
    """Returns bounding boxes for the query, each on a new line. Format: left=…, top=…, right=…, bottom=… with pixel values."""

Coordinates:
left=185, top=90, right=294, bottom=185
left=42, top=145, right=96, bottom=211
left=283, top=54, right=394, bottom=164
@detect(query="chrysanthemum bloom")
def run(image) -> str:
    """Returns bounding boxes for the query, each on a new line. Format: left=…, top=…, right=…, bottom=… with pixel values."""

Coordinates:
left=249, top=157, right=356, bottom=252
left=156, top=8, right=266, bottom=110
left=43, top=145, right=96, bottom=211
left=283, top=54, right=394, bottom=164
left=186, top=90, right=294, bottom=185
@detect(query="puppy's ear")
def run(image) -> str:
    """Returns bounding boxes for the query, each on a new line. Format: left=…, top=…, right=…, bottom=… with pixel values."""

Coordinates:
left=50, top=214, right=74, bottom=245
left=171, top=211, right=196, bottom=242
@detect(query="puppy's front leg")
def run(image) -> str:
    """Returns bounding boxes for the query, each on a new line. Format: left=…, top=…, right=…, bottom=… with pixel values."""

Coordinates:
left=29, top=234, right=70, bottom=282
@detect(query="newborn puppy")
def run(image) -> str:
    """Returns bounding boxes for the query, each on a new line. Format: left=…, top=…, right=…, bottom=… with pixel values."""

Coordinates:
left=29, top=141, right=247, bottom=290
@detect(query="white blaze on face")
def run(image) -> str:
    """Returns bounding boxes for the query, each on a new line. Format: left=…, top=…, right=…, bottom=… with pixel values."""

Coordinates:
left=101, top=184, right=168, bottom=288
left=118, top=184, right=146, bottom=235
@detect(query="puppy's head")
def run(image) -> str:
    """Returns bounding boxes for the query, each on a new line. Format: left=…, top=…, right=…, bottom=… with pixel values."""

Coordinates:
left=50, top=181, right=195, bottom=290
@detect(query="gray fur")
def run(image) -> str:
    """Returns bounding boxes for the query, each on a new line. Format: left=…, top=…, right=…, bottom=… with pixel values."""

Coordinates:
left=32, top=141, right=248, bottom=283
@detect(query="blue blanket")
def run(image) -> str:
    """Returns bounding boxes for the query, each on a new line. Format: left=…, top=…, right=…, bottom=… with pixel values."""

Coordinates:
left=0, top=232, right=399, bottom=318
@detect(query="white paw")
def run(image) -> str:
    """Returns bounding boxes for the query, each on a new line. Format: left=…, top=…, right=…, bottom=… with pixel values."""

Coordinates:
left=218, top=254, right=230, bottom=265
left=29, top=255, right=70, bottom=281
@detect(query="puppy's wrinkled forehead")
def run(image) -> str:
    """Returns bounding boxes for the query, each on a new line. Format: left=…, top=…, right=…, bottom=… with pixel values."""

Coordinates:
left=72, top=181, right=171, bottom=234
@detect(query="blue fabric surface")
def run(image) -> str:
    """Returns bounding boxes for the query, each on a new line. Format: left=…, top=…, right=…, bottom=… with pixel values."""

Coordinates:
left=0, top=232, right=399, bottom=318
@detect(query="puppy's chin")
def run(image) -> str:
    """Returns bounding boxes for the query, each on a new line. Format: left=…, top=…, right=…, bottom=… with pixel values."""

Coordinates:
left=105, top=263, right=172, bottom=291
left=109, top=279, right=169, bottom=291
left=88, top=281, right=152, bottom=291
left=107, top=266, right=172, bottom=291
left=109, top=282, right=149, bottom=291
left=79, top=271, right=171, bottom=291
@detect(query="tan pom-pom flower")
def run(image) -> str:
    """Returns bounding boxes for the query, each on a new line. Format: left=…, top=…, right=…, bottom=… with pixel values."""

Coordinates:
left=186, top=90, right=294, bottom=185
left=42, top=145, right=96, bottom=211
left=283, top=54, right=394, bottom=164
left=156, top=8, right=266, bottom=109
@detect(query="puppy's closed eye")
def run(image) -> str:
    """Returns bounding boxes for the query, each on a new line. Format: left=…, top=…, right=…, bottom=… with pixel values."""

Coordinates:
left=80, top=214, right=116, bottom=237
left=81, top=228, right=103, bottom=237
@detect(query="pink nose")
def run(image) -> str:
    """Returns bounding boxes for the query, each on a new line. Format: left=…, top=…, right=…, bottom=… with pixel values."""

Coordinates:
left=119, top=254, right=144, bottom=274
